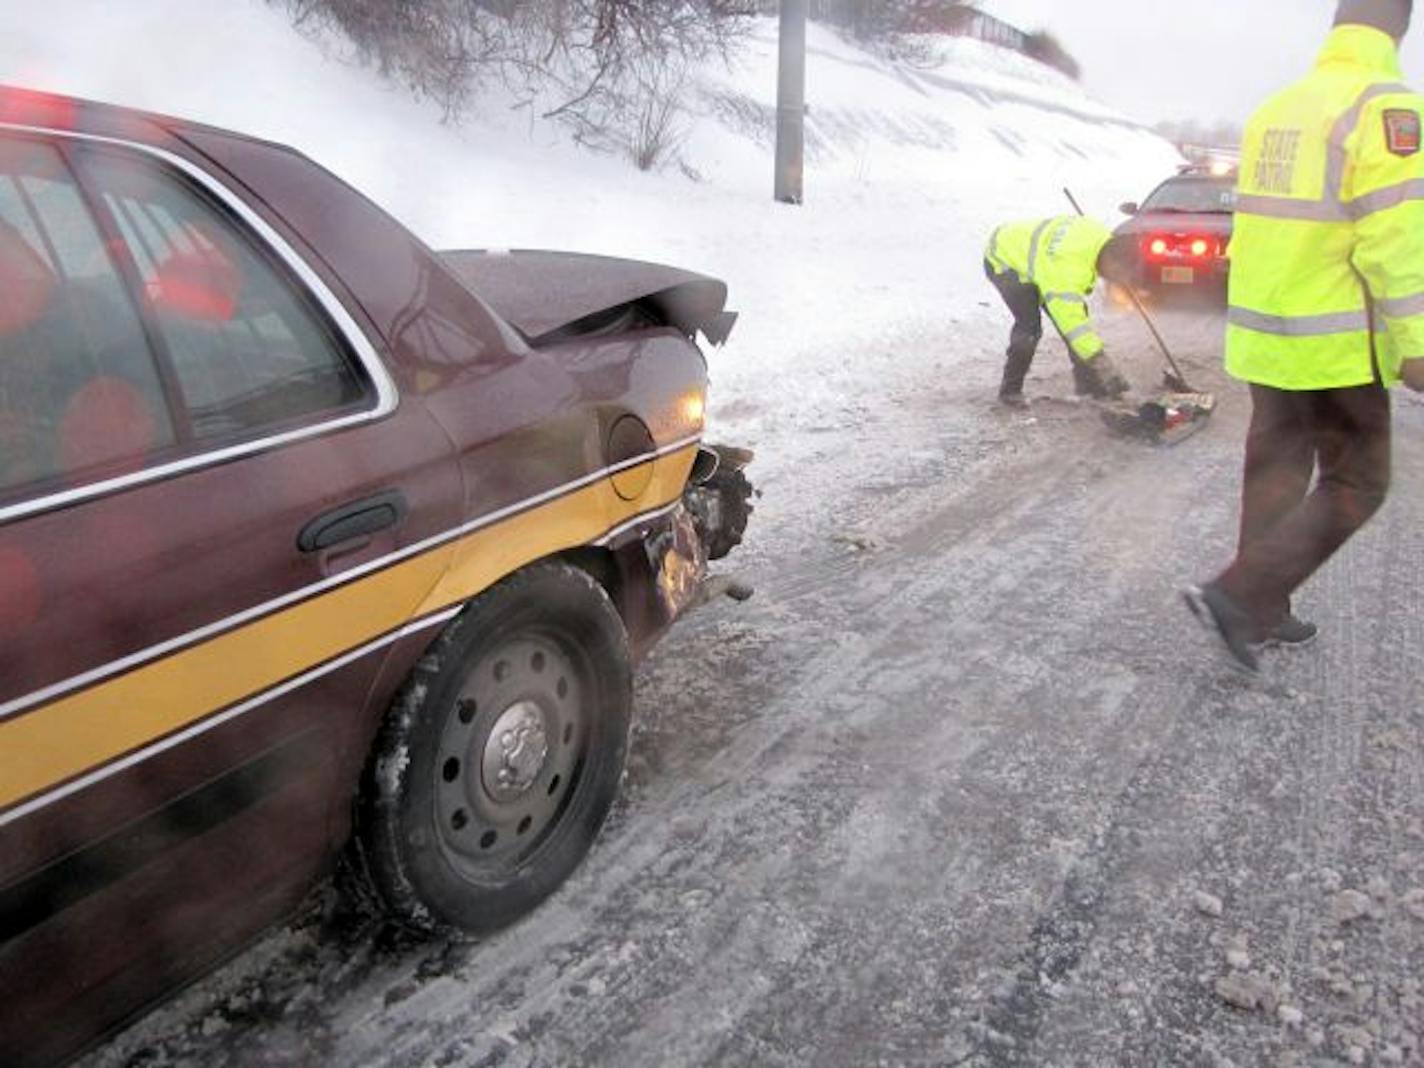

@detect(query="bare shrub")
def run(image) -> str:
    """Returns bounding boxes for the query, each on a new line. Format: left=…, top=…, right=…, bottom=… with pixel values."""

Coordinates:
left=1023, top=30, right=1081, bottom=82
left=279, top=0, right=505, bottom=120
left=627, top=63, right=689, bottom=171
left=273, top=0, right=752, bottom=155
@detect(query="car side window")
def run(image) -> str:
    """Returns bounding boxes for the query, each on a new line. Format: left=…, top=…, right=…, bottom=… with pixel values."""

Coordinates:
left=0, top=137, right=175, bottom=500
left=78, top=149, right=369, bottom=444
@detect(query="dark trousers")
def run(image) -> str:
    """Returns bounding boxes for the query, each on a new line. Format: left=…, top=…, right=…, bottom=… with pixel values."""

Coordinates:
left=984, top=260, right=1095, bottom=396
left=1216, top=382, right=1391, bottom=632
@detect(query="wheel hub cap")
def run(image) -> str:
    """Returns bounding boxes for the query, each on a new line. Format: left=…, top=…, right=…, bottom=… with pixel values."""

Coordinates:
left=481, top=701, right=549, bottom=801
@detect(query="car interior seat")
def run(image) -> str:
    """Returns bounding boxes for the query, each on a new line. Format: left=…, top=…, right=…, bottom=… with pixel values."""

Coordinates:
left=0, top=218, right=60, bottom=490
left=0, top=215, right=173, bottom=492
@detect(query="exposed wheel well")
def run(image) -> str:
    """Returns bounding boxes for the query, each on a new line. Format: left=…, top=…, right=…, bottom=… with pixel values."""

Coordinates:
left=550, top=547, right=623, bottom=616
left=547, top=544, right=666, bottom=661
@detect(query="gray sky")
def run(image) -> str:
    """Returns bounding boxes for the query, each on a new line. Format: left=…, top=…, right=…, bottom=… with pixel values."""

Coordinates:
left=982, top=0, right=1424, bottom=126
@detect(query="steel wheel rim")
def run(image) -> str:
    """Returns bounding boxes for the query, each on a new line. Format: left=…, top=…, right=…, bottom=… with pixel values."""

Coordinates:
left=434, top=631, right=589, bottom=875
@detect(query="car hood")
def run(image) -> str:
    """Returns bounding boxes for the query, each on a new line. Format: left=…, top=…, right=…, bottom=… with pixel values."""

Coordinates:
left=1116, top=212, right=1233, bottom=236
left=440, top=249, right=736, bottom=346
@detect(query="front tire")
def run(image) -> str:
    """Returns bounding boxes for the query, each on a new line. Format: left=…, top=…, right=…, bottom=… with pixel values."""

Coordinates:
left=357, top=562, right=632, bottom=934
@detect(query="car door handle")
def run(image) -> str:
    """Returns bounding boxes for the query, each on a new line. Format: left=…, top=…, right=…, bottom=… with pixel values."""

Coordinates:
left=298, top=490, right=408, bottom=553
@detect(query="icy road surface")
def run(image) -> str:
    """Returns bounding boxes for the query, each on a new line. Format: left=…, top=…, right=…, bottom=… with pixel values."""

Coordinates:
left=85, top=304, right=1424, bottom=1067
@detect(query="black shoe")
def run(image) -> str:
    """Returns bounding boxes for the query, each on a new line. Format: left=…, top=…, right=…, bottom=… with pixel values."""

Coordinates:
left=1259, top=614, right=1318, bottom=649
left=999, top=391, right=1030, bottom=409
left=1183, top=583, right=1260, bottom=673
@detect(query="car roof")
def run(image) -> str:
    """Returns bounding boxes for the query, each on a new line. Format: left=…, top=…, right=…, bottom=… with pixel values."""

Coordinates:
left=0, top=84, right=278, bottom=156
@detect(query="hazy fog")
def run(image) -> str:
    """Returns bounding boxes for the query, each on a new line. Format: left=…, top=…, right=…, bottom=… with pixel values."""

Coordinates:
left=984, top=0, right=1424, bottom=126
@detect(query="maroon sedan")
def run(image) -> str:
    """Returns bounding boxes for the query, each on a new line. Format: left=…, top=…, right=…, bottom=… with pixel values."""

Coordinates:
left=0, top=87, right=753, bottom=1066
left=1114, top=164, right=1236, bottom=296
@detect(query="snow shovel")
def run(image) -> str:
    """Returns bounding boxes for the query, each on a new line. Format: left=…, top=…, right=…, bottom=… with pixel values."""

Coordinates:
left=1097, top=391, right=1217, bottom=447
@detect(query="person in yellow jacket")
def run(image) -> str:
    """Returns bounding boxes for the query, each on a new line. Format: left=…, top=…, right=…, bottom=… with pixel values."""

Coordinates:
left=983, top=215, right=1131, bottom=407
left=1187, top=0, right=1424, bottom=671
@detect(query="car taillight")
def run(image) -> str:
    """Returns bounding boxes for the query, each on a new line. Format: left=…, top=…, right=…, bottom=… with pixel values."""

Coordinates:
left=1143, top=234, right=1219, bottom=261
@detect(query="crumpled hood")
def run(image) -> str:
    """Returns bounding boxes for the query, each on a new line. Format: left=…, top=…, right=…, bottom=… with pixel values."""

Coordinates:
left=440, top=249, right=736, bottom=345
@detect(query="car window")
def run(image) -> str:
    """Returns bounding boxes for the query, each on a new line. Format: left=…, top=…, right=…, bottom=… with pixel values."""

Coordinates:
left=78, top=149, right=369, bottom=444
left=0, top=137, right=175, bottom=500
left=1142, top=177, right=1236, bottom=213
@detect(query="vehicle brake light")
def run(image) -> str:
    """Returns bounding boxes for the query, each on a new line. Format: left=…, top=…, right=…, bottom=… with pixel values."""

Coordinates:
left=0, top=87, right=77, bottom=129
left=1149, top=238, right=1168, bottom=256
left=1190, top=238, right=1210, bottom=257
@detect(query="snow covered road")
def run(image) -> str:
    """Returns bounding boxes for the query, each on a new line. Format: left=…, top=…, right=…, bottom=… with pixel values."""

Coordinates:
left=84, top=305, right=1424, bottom=1068
left=15, top=4, right=1419, bottom=1062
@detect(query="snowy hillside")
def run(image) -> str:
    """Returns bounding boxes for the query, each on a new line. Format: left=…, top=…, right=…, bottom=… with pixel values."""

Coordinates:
left=0, top=1, right=1181, bottom=479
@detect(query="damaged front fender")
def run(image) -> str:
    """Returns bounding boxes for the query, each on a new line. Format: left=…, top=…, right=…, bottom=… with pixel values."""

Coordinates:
left=647, top=444, right=756, bottom=621
left=648, top=505, right=711, bottom=620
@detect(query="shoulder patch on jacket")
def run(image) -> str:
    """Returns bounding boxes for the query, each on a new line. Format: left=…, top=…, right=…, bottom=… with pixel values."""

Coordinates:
left=1383, top=109, right=1421, bottom=157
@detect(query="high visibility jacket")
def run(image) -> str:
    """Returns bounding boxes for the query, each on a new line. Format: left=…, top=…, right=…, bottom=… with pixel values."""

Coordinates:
left=985, top=216, right=1112, bottom=360
left=1228, top=25, right=1424, bottom=389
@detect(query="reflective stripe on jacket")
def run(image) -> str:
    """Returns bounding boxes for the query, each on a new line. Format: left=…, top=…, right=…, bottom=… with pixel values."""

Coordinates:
left=985, top=216, right=1112, bottom=359
left=1228, top=25, right=1424, bottom=389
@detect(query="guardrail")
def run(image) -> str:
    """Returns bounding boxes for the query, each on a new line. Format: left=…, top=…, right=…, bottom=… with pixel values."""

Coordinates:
left=938, top=10, right=1030, bottom=52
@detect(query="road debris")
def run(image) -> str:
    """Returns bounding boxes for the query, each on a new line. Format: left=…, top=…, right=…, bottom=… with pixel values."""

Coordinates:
left=1215, top=972, right=1279, bottom=1013
left=1331, top=889, right=1375, bottom=926
left=1194, top=891, right=1225, bottom=918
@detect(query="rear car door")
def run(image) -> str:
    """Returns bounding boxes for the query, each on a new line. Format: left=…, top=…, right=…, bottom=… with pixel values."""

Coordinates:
left=0, top=131, right=461, bottom=1065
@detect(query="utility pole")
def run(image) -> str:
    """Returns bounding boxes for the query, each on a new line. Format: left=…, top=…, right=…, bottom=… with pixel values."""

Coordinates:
left=774, top=0, right=807, bottom=204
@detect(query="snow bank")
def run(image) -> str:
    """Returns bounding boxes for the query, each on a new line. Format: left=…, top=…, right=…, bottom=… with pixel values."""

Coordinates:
left=0, top=2, right=1181, bottom=471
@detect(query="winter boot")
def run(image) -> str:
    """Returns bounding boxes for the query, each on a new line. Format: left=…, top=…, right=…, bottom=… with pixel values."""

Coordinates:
left=1000, top=342, right=1035, bottom=402
left=1090, top=353, right=1131, bottom=398
left=1073, top=362, right=1102, bottom=397
left=1260, top=614, right=1318, bottom=649
left=1183, top=583, right=1260, bottom=673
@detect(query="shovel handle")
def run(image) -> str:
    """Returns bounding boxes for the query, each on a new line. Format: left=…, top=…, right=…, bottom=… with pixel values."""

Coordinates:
left=1062, top=187, right=1194, bottom=391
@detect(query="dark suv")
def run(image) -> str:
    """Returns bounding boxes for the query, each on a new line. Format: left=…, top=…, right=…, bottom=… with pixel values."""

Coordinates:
left=0, top=86, right=753, bottom=1067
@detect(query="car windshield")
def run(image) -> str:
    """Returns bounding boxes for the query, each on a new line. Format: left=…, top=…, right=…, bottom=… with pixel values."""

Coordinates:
left=1141, top=176, right=1236, bottom=213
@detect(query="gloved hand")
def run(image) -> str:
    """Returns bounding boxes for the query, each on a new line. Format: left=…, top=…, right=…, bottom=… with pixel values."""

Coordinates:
left=1088, top=351, right=1131, bottom=398
left=1402, top=357, right=1424, bottom=393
